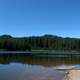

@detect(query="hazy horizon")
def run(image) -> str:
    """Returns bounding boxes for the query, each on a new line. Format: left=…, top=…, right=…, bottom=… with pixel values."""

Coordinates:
left=1, top=34, right=80, bottom=38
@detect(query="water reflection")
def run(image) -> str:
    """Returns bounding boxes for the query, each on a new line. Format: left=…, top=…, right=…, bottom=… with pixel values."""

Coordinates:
left=0, top=54, right=80, bottom=66
left=0, top=54, right=80, bottom=80
left=0, top=62, right=65, bottom=80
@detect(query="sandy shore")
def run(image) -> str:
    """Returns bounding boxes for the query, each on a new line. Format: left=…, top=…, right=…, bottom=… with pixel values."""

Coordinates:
left=54, top=65, right=80, bottom=80
left=62, top=68, right=80, bottom=80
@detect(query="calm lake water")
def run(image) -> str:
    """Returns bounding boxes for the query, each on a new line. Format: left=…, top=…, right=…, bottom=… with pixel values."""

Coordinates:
left=0, top=53, right=80, bottom=80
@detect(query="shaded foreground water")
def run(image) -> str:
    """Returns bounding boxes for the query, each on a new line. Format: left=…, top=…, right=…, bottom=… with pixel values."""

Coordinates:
left=0, top=53, right=80, bottom=80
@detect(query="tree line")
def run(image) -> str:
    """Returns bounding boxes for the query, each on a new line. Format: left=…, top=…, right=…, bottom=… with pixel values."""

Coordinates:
left=0, top=34, right=80, bottom=51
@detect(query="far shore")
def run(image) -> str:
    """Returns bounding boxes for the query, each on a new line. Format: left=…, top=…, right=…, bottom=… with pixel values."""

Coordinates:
left=0, top=50, right=80, bottom=56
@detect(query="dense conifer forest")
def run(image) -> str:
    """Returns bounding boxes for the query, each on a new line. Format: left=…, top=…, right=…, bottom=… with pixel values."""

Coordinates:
left=0, top=34, right=80, bottom=51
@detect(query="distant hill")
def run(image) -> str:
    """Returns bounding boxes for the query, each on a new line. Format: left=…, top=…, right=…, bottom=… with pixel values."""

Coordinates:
left=0, top=34, right=80, bottom=51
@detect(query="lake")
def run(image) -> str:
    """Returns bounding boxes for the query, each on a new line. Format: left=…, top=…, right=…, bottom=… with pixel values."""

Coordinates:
left=0, top=53, right=80, bottom=80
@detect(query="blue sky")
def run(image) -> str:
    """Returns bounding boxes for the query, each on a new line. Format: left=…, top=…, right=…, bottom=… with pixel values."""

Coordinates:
left=0, top=0, right=80, bottom=37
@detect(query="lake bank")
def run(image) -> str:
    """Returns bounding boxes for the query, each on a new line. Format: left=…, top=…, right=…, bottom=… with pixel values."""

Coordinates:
left=54, top=65, right=80, bottom=80
left=62, top=68, right=80, bottom=80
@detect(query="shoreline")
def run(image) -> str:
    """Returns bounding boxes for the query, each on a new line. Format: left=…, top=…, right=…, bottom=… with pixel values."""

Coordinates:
left=62, top=68, right=80, bottom=80
left=54, top=65, right=80, bottom=80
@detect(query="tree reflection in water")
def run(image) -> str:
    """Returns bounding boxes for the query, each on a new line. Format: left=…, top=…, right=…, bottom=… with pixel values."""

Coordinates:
left=0, top=54, right=80, bottom=80
left=0, top=54, right=80, bottom=67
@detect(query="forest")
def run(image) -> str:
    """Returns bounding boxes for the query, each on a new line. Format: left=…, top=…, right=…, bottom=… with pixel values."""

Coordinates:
left=0, top=34, right=80, bottom=51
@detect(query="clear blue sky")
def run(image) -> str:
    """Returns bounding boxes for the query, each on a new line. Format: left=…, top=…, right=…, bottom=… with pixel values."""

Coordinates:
left=0, top=0, right=80, bottom=37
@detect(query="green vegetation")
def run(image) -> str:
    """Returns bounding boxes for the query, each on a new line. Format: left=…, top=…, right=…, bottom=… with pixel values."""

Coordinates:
left=0, top=34, right=80, bottom=51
